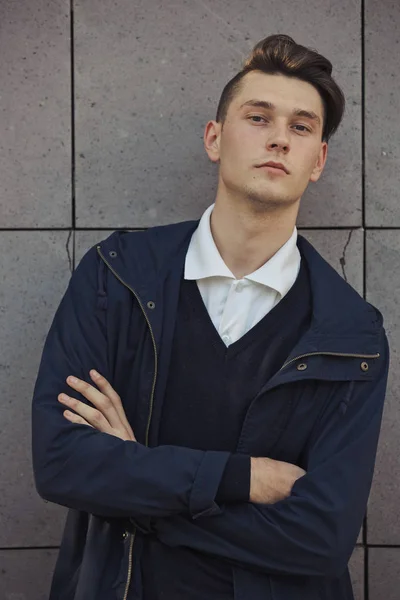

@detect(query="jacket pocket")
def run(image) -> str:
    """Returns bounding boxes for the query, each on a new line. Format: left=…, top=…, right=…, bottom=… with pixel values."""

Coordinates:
left=232, top=566, right=273, bottom=600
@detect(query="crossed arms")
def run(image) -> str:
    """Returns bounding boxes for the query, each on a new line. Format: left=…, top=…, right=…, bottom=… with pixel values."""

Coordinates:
left=58, top=370, right=306, bottom=506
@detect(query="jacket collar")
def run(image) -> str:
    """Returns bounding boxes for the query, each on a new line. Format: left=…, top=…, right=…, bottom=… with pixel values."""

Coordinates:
left=97, top=220, right=382, bottom=356
left=293, top=234, right=382, bottom=356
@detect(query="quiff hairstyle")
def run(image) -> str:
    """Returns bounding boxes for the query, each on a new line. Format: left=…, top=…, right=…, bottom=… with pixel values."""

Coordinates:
left=215, top=34, right=345, bottom=143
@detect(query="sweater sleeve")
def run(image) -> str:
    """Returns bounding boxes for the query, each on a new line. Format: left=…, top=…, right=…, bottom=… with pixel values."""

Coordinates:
left=215, top=454, right=251, bottom=504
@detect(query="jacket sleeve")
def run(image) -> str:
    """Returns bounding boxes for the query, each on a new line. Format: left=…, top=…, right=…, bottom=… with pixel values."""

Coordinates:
left=31, top=245, right=230, bottom=519
left=153, top=331, right=390, bottom=578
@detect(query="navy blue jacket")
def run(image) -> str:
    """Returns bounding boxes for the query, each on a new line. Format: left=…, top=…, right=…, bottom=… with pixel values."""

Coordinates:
left=31, top=220, right=390, bottom=600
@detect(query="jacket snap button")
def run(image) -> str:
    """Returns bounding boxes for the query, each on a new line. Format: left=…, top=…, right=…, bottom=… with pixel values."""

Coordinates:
left=123, top=531, right=129, bottom=539
left=361, top=361, right=369, bottom=372
left=297, top=362, right=308, bottom=371
left=109, top=250, right=117, bottom=258
left=147, top=301, right=155, bottom=309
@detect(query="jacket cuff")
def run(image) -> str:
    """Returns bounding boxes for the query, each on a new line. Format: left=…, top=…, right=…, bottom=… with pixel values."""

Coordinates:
left=189, top=451, right=231, bottom=519
left=215, top=454, right=251, bottom=504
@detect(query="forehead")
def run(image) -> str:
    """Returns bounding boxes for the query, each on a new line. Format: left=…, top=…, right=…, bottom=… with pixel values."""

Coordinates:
left=232, top=71, right=324, bottom=116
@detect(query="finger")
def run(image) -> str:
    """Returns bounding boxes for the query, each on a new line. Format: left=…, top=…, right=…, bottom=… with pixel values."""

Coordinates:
left=89, top=370, right=136, bottom=440
left=58, top=393, right=114, bottom=434
left=65, top=375, right=122, bottom=430
left=59, top=393, right=135, bottom=442
left=63, top=410, right=94, bottom=428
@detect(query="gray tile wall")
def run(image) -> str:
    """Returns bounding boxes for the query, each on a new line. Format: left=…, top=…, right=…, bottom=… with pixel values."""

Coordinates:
left=1, top=0, right=398, bottom=598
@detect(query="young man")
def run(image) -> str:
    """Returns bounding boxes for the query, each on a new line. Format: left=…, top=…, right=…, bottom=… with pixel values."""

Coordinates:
left=32, top=34, right=389, bottom=600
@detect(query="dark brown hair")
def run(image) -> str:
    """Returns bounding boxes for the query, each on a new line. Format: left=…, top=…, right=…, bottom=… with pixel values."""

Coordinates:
left=215, top=34, right=345, bottom=142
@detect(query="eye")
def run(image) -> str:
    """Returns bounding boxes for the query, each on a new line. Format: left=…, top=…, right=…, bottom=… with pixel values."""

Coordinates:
left=248, top=115, right=268, bottom=123
left=293, top=125, right=311, bottom=133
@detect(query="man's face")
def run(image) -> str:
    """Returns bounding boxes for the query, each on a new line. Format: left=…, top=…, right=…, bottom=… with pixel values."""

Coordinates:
left=204, top=71, right=328, bottom=210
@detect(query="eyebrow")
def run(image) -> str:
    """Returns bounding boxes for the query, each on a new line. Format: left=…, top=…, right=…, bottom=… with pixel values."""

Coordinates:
left=239, top=99, right=321, bottom=126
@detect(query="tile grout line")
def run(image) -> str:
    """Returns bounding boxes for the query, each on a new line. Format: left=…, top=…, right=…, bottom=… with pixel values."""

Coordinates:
left=361, top=0, right=369, bottom=597
left=0, top=546, right=61, bottom=551
left=1, top=226, right=400, bottom=232
left=361, top=0, right=367, bottom=304
left=70, top=0, right=76, bottom=233
left=3, top=544, right=400, bottom=551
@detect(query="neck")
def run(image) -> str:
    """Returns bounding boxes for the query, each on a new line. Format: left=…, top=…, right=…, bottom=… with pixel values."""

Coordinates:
left=210, top=196, right=299, bottom=279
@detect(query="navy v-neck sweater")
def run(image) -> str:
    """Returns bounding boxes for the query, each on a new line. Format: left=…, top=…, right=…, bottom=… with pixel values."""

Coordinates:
left=141, top=256, right=312, bottom=600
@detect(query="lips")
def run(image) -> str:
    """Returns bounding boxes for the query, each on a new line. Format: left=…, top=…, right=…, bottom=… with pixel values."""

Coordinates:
left=258, top=161, right=289, bottom=174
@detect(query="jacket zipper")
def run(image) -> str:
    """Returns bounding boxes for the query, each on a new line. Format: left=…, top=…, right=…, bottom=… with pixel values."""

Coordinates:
left=96, top=246, right=158, bottom=600
left=279, top=351, right=380, bottom=372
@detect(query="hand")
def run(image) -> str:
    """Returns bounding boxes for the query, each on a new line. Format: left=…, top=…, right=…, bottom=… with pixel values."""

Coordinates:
left=250, top=457, right=306, bottom=504
left=58, top=369, right=136, bottom=442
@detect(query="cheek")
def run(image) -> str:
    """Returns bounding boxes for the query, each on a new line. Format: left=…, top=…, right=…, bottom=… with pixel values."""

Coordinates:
left=222, top=123, right=254, bottom=154
left=296, top=148, right=319, bottom=179
left=224, top=129, right=246, bottom=153
left=220, top=135, right=247, bottom=170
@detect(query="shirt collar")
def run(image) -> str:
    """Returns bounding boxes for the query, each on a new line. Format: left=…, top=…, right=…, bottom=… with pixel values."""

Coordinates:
left=184, top=203, right=300, bottom=298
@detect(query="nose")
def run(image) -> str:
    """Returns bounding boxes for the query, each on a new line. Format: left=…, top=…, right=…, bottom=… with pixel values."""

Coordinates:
left=266, top=123, right=290, bottom=153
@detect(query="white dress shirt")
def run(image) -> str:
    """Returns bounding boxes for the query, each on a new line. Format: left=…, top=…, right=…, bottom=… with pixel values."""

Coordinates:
left=184, top=204, right=301, bottom=346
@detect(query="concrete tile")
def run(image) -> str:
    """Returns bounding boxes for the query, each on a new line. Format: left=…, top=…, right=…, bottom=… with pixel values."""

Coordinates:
left=366, top=231, right=400, bottom=543
left=0, top=232, right=71, bottom=546
left=369, top=548, right=400, bottom=600
left=300, top=229, right=363, bottom=295
left=0, top=549, right=58, bottom=600
left=74, top=0, right=361, bottom=228
left=0, top=0, right=71, bottom=227
left=349, top=546, right=365, bottom=600
left=365, top=0, right=400, bottom=226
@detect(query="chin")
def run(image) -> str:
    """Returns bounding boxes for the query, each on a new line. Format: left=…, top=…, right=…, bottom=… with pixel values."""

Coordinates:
left=245, top=188, right=298, bottom=210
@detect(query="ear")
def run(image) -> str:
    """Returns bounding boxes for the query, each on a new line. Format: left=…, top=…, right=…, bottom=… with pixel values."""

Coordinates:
left=309, top=141, right=328, bottom=183
left=203, top=120, right=222, bottom=164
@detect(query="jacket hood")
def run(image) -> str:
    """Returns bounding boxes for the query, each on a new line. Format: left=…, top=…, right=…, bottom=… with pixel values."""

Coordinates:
left=96, top=220, right=383, bottom=356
